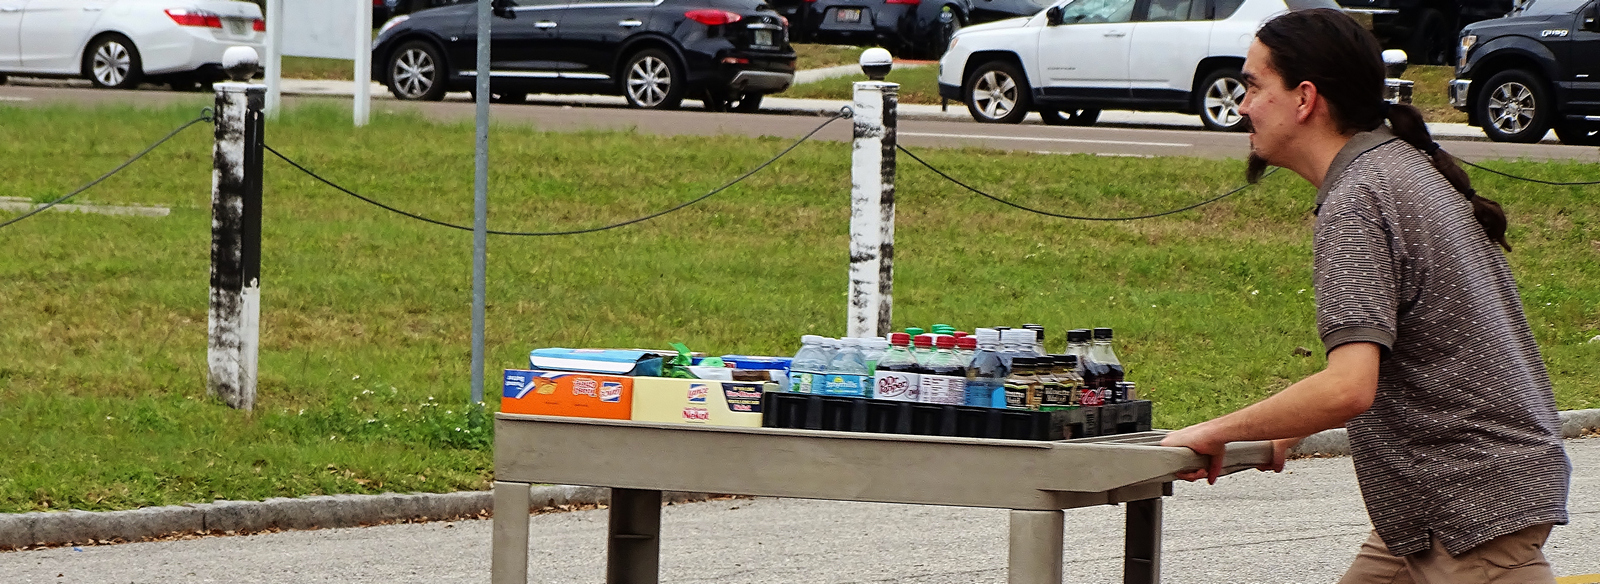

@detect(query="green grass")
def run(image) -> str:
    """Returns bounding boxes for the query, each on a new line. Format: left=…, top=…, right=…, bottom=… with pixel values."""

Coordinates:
left=795, top=44, right=869, bottom=70
left=1402, top=64, right=1467, bottom=124
left=2, top=102, right=1597, bottom=513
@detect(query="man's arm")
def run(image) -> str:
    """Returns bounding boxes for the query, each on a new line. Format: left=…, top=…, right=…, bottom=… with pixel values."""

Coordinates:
left=1158, top=341, right=1381, bottom=483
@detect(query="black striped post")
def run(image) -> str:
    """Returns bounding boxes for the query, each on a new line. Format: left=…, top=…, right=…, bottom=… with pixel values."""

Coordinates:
left=208, top=48, right=266, bottom=410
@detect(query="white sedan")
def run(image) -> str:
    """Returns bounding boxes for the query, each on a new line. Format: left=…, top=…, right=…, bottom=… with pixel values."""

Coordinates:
left=0, top=0, right=263, bottom=90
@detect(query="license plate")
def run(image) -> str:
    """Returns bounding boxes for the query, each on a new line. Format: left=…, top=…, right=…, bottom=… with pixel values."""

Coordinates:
left=834, top=8, right=861, bottom=23
left=226, top=19, right=248, bottom=35
left=753, top=30, right=773, bottom=46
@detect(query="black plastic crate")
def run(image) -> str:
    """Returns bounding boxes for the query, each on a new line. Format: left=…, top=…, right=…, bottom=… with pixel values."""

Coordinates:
left=760, top=393, right=1153, bottom=441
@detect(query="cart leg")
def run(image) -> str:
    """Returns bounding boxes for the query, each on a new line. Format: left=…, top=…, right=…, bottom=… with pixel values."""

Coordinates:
left=1123, top=497, right=1163, bottom=584
left=606, top=488, right=662, bottom=584
left=492, top=481, right=532, bottom=584
left=1008, top=509, right=1064, bottom=584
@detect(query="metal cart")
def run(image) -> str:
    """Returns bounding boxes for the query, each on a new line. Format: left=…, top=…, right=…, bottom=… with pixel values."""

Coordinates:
left=491, top=413, right=1272, bottom=584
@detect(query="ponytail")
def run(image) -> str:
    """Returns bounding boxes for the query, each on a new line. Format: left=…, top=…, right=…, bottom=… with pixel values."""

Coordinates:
left=1384, top=103, right=1513, bottom=252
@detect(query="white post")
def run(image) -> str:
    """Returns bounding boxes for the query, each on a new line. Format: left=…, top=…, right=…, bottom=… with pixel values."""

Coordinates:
left=353, top=0, right=373, bottom=126
left=847, top=80, right=897, bottom=339
left=264, top=0, right=283, bottom=117
left=208, top=49, right=267, bottom=411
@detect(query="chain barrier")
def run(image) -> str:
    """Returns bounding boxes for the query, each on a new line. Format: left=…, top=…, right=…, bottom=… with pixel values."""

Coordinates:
left=0, top=109, right=213, bottom=230
left=266, top=108, right=852, bottom=237
left=1456, top=157, right=1600, bottom=186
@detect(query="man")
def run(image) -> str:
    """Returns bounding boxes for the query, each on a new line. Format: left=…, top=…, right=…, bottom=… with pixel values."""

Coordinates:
left=1159, top=8, right=1570, bottom=582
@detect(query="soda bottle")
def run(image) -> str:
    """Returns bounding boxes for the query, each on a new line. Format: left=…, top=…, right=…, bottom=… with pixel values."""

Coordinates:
left=788, top=335, right=833, bottom=394
left=1065, top=330, right=1103, bottom=406
left=1091, top=328, right=1126, bottom=402
left=820, top=338, right=870, bottom=397
left=911, top=334, right=937, bottom=369
left=904, top=326, right=925, bottom=338
left=968, top=328, right=1009, bottom=408
left=1022, top=324, right=1046, bottom=355
left=860, top=337, right=889, bottom=371
left=918, top=335, right=968, bottom=405
left=1000, top=329, right=1041, bottom=358
left=955, top=335, right=977, bottom=364
left=873, top=333, right=921, bottom=402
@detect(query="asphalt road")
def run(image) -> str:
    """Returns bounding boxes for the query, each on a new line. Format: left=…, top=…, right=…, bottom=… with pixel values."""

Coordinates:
left=2, top=437, right=1595, bottom=584
left=5, top=83, right=1600, bottom=163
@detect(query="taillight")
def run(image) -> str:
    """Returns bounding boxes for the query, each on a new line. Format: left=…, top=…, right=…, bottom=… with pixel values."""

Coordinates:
left=166, top=9, right=223, bottom=28
left=373, top=0, right=383, bottom=5
left=779, top=15, right=789, bottom=26
left=685, top=9, right=742, bottom=25
left=886, top=0, right=920, bottom=4
left=253, top=18, right=265, bottom=32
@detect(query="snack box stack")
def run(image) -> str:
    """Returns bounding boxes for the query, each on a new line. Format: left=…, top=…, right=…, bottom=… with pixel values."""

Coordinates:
left=502, top=349, right=789, bottom=428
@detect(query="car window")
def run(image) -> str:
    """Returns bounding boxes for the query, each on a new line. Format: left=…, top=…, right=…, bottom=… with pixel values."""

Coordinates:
left=1212, top=0, right=1243, bottom=19
left=1057, top=0, right=1138, bottom=23
left=1188, top=0, right=1209, bottom=19
left=1512, top=0, right=1589, bottom=14
left=1145, top=0, right=1196, bottom=21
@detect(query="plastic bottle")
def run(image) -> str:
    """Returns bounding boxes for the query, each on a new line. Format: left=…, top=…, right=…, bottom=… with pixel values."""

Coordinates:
left=1065, top=329, right=1102, bottom=406
left=873, top=333, right=921, bottom=402
left=968, top=328, right=1008, bottom=408
left=1022, top=324, right=1047, bottom=355
left=919, top=335, right=968, bottom=405
left=904, top=326, right=925, bottom=338
left=1035, top=355, right=1069, bottom=411
left=911, top=334, right=937, bottom=369
left=820, top=338, right=870, bottom=397
left=1003, top=357, right=1042, bottom=410
left=1000, top=329, right=1041, bottom=358
left=1091, top=328, right=1126, bottom=401
left=955, top=335, right=977, bottom=364
left=860, top=337, right=889, bottom=372
left=1055, top=355, right=1084, bottom=407
left=788, top=335, right=832, bottom=394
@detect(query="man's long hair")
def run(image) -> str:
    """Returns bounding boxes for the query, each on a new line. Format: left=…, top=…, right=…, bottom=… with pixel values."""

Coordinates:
left=1252, top=8, right=1512, bottom=251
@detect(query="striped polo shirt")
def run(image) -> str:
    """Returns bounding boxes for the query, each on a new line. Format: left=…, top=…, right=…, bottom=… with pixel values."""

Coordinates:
left=1312, top=127, right=1570, bottom=557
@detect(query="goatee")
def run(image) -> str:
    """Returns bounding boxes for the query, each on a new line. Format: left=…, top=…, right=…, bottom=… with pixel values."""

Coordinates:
left=1246, top=152, right=1271, bottom=184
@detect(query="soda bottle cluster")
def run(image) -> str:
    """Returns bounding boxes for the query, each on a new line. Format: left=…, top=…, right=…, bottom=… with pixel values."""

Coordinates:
left=786, top=324, right=1136, bottom=411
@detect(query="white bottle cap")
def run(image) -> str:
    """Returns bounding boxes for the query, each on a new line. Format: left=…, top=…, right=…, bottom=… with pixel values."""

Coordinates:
left=801, top=335, right=826, bottom=344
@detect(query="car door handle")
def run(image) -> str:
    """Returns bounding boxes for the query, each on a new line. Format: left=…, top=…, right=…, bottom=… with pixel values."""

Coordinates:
left=534, top=21, right=557, bottom=28
left=0, top=6, right=21, bottom=12
left=618, top=19, right=643, bottom=27
left=83, top=6, right=103, bottom=10
left=1103, top=31, right=1126, bottom=37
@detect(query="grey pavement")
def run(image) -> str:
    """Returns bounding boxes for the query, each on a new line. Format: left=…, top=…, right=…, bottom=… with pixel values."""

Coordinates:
left=3, top=437, right=1595, bottom=584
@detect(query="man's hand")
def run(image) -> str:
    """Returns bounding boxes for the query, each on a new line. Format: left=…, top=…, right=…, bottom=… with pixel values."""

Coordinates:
left=1258, top=437, right=1302, bottom=473
left=1160, top=422, right=1227, bottom=484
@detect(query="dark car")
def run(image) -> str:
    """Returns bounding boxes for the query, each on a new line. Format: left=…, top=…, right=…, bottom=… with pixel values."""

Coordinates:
left=1447, top=0, right=1600, bottom=144
left=371, top=0, right=796, bottom=110
left=1337, top=0, right=1513, bottom=65
left=771, top=0, right=1050, bottom=59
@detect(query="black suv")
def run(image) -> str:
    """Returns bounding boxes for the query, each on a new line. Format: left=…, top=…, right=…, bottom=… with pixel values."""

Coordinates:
left=772, top=0, right=1050, bottom=59
left=1337, top=0, right=1513, bottom=65
left=1448, top=0, right=1600, bottom=144
left=371, top=0, right=796, bottom=111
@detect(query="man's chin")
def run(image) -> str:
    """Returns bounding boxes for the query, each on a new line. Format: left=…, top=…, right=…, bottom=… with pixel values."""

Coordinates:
left=1246, top=152, right=1271, bottom=185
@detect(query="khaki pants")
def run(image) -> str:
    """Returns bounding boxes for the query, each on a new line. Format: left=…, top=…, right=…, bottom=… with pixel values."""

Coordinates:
left=1338, top=524, right=1555, bottom=584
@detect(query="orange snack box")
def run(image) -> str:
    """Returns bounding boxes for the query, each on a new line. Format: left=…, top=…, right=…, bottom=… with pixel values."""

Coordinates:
left=501, top=369, right=633, bottom=420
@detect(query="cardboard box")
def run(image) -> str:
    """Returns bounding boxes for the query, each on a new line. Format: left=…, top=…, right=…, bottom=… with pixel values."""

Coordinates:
left=502, top=369, right=633, bottom=419
left=632, top=377, right=770, bottom=428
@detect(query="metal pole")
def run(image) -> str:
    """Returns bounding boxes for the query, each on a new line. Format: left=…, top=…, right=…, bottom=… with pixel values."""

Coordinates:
left=470, top=0, right=491, bottom=404
left=847, top=81, right=897, bottom=339
left=264, top=0, right=283, bottom=117
left=208, top=79, right=267, bottom=411
left=353, top=0, right=372, bottom=127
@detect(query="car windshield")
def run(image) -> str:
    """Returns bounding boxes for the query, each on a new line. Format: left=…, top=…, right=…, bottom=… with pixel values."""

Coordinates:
left=1511, top=0, right=1589, bottom=15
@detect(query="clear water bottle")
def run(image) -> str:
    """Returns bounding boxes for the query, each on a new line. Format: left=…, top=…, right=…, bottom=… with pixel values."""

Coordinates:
left=820, top=337, right=870, bottom=397
left=859, top=337, right=889, bottom=372
left=788, top=335, right=832, bottom=394
left=968, top=328, right=1009, bottom=407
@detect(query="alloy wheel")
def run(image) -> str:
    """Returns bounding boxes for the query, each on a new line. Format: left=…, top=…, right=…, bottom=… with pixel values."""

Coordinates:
left=1487, top=82, right=1536, bottom=136
left=92, top=42, right=132, bottom=87
left=627, top=56, right=672, bottom=108
left=972, top=71, right=1018, bottom=120
left=1204, top=77, right=1245, bottom=129
left=393, top=48, right=436, bottom=99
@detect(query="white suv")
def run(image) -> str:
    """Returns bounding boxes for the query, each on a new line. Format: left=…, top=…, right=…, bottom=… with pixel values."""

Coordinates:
left=936, top=0, right=1337, bottom=129
left=0, top=1, right=264, bottom=90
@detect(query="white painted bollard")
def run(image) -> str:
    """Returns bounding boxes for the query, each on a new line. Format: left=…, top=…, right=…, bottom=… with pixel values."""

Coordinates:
left=847, top=48, right=897, bottom=339
left=208, top=47, right=267, bottom=411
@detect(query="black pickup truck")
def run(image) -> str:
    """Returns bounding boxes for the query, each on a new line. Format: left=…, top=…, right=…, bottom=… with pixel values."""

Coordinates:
left=1448, top=0, right=1600, bottom=144
left=1338, top=0, right=1514, bottom=64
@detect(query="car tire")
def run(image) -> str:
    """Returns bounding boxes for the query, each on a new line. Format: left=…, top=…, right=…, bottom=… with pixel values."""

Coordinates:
left=1408, top=9, right=1452, bottom=66
left=1198, top=69, right=1248, bottom=132
left=1040, top=108, right=1100, bottom=126
left=1477, top=69, right=1553, bottom=143
left=965, top=61, right=1032, bottom=124
left=387, top=40, right=448, bottom=101
left=622, top=48, right=685, bottom=110
left=84, top=34, right=143, bottom=89
left=1554, top=122, right=1600, bottom=146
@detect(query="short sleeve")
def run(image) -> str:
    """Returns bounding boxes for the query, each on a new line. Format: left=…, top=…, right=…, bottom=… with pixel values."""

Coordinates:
left=1314, top=211, right=1399, bottom=354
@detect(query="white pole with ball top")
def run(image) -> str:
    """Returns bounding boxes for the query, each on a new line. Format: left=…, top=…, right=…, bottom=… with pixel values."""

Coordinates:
left=208, top=46, right=267, bottom=411
left=847, top=48, right=897, bottom=339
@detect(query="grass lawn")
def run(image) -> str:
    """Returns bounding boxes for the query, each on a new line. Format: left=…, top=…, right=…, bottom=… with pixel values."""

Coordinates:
left=1, top=102, right=1596, bottom=514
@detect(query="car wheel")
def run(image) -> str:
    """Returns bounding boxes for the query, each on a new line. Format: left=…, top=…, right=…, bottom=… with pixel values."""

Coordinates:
left=965, top=61, right=1032, bottom=124
left=84, top=34, right=143, bottom=89
left=1040, top=108, right=1100, bottom=126
left=622, top=48, right=685, bottom=110
left=387, top=40, right=448, bottom=101
left=1408, top=9, right=1452, bottom=66
left=1477, top=69, right=1552, bottom=143
left=1554, top=122, right=1600, bottom=146
left=1198, top=69, right=1247, bottom=132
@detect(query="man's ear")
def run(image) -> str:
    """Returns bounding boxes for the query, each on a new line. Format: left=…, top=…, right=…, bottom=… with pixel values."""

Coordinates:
left=1294, top=80, right=1319, bottom=124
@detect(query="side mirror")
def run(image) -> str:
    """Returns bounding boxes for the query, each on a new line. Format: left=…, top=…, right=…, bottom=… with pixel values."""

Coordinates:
left=493, top=0, right=516, bottom=18
left=1381, top=49, right=1408, bottom=78
left=1046, top=5, right=1063, bottom=25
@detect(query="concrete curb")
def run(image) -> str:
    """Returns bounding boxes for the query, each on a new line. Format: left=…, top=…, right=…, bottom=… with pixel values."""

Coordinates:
left=1289, top=408, right=1600, bottom=458
left=0, top=487, right=718, bottom=551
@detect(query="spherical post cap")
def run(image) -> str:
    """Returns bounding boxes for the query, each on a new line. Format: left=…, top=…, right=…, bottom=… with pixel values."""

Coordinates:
left=859, top=48, right=893, bottom=81
left=222, top=46, right=260, bottom=82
